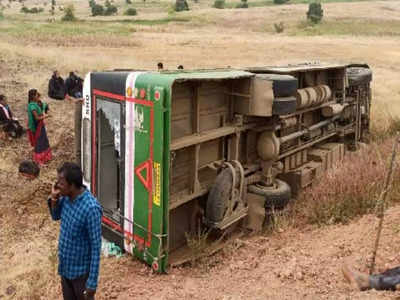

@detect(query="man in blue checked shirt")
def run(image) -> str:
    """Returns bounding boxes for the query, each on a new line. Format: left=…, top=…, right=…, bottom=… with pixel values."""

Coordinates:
left=48, top=162, right=102, bottom=300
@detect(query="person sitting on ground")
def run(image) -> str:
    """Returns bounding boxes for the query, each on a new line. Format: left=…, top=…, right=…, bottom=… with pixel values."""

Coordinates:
left=0, top=94, right=24, bottom=138
left=343, top=263, right=400, bottom=291
left=48, top=71, right=68, bottom=100
left=157, top=62, right=163, bottom=71
left=65, top=72, right=83, bottom=99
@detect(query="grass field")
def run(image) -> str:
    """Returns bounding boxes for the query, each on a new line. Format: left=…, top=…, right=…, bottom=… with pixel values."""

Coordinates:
left=1, top=0, right=400, bottom=134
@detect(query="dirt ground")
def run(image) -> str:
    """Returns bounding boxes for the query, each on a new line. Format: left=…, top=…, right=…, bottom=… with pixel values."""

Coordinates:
left=2, top=0, right=400, bottom=299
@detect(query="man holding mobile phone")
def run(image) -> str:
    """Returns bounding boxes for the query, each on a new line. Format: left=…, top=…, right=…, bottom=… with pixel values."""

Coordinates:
left=48, top=162, right=102, bottom=300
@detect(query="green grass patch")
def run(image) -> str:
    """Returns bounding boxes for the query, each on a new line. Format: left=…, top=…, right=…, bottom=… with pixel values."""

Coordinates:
left=0, top=16, right=190, bottom=38
left=126, top=0, right=171, bottom=9
left=291, top=18, right=400, bottom=37
left=225, top=0, right=272, bottom=8
left=225, top=0, right=379, bottom=9
left=111, top=16, right=191, bottom=25
left=0, top=20, right=134, bottom=36
left=291, top=0, right=385, bottom=3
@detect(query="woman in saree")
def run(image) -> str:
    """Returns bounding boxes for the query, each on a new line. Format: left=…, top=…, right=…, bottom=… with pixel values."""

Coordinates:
left=27, top=89, right=52, bottom=164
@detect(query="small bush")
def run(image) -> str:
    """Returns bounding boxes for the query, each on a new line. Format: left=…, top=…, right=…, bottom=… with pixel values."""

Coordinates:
left=104, top=5, right=117, bottom=15
left=274, top=21, right=284, bottom=33
left=20, top=6, right=44, bottom=13
left=236, top=0, right=248, bottom=8
left=124, top=7, right=137, bottom=15
left=185, top=229, right=210, bottom=266
left=62, top=4, right=76, bottom=21
left=307, top=2, right=323, bottom=24
left=126, top=0, right=132, bottom=3
left=90, top=0, right=118, bottom=16
left=213, top=0, right=225, bottom=9
left=91, top=3, right=104, bottom=16
left=175, top=0, right=189, bottom=11
left=273, top=0, right=289, bottom=4
left=104, top=0, right=118, bottom=15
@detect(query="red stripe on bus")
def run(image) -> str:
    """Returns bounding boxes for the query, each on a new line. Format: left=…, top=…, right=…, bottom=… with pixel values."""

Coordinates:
left=102, top=216, right=145, bottom=244
left=92, top=89, right=153, bottom=107
left=93, top=89, right=125, bottom=101
left=92, top=89, right=154, bottom=248
left=126, top=97, right=153, bottom=107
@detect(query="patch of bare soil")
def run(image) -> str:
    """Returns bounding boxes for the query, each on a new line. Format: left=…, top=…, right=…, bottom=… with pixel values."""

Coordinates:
left=99, top=206, right=400, bottom=300
left=0, top=53, right=75, bottom=299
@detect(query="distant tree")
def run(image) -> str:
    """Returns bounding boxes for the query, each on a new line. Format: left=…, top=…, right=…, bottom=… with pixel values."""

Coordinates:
left=91, top=3, right=104, bottom=16
left=51, top=0, right=55, bottom=15
left=62, top=4, right=76, bottom=21
left=175, top=0, right=189, bottom=11
left=307, top=2, right=323, bottom=24
left=126, top=0, right=132, bottom=3
left=105, top=5, right=117, bottom=15
left=104, top=0, right=118, bottom=15
left=88, top=0, right=96, bottom=7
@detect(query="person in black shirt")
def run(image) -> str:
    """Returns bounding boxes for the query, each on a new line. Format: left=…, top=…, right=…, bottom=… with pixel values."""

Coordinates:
left=48, top=71, right=68, bottom=100
left=65, top=72, right=83, bottom=99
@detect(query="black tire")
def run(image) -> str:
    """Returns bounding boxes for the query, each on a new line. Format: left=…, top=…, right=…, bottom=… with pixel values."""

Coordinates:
left=346, top=67, right=372, bottom=86
left=248, top=179, right=291, bottom=209
left=258, top=74, right=298, bottom=97
left=272, top=96, right=297, bottom=115
left=205, top=168, right=233, bottom=225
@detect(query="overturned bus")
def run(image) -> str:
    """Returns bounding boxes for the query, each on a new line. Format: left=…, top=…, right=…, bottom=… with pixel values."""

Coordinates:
left=78, top=62, right=372, bottom=272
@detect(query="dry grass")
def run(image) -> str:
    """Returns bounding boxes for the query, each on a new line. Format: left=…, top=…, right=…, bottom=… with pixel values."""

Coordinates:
left=295, top=137, right=400, bottom=226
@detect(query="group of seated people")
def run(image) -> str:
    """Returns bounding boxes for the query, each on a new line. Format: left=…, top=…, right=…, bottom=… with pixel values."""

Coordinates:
left=48, top=71, right=83, bottom=100
left=1, top=71, right=83, bottom=141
